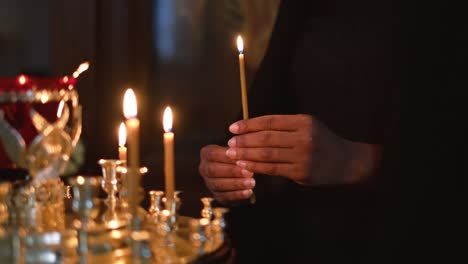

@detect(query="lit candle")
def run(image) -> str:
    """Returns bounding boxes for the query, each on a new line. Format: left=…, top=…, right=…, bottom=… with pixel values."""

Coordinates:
left=163, top=106, right=175, bottom=200
left=123, top=88, right=140, bottom=216
left=237, top=35, right=249, bottom=120
left=237, top=36, right=256, bottom=204
left=118, top=122, right=127, bottom=162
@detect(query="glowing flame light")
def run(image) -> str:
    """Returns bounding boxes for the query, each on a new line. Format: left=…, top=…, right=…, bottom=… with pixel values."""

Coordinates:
left=123, top=89, right=138, bottom=119
left=57, top=100, right=65, bottom=118
left=163, top=106, right=173, bottom=133
left=237, top=35, right=244, bottom=54
left=72, top=61, right=90, bottom=78
left=77, top=176, right=85, bottom=185
left=118, top=122, right=126, bottom=147
left=18, top=75, right=27, bottom=85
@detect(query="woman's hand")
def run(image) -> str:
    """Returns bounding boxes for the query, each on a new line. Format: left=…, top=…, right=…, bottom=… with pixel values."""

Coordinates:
left=226, top=115, right=381, bottom=185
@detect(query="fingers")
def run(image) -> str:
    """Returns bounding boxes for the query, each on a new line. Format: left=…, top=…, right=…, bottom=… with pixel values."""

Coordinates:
left=200, top=145, right=256, bottom=203
left=200, top=144, right=236, bottom=164
left=212, top=189, right=253, bottom=203
left=229, top=114, right=312, bottom=134
left=228, top=130, right=299, bottom=148
left=225, top=147, right=296, bottom=163
left=203, top=177, right=255, bottom=192
left=199, top=161, right=253, bottom=178
left=236, top=160, right=297, bottom=178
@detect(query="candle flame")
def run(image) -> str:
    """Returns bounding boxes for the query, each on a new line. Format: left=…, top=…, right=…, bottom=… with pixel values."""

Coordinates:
left=140, top=167, right=148, bottom=174
left=123, top=88, right=138, bottom=118
left=108, top=220, right=119, bottom=229
left=119, top=122, right=127, bottom=147
left=40, top=93, right=49, bottom=104
left=72, top=61, right=90, bottom=78
left=163, top=106, right=173, bottom=132
left=237, top=35, right=244, bottom=54
left=77, top=176, right=85, bottom=185
left=161, top=210, right=171, bottom=217
left=200, top=218, right=210, bottom=226
left=18, top=75, right=27, bottom=85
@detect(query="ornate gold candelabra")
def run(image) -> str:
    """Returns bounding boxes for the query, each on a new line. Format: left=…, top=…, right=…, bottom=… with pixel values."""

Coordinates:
left=0, top=66, right=231, bottom=263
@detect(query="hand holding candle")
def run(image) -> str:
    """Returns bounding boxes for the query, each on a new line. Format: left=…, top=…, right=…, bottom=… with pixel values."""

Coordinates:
left=163, top=106, right=175, bottom=200
left=118, top=122, right=127, bottom=162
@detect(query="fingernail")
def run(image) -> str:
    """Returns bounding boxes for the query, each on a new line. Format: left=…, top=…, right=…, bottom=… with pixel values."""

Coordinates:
left=226, top=148, right=237, bottom=159
left=229, top=123, right=240, bottom=133
left=244, top=179, right=255, bottom=188
left=228, top=137, right=236, bottom=147
left=243, top=189, right=253, bottom=197
left=236, top=160, right=247, bottom=168
left=241, top=169, right=253, bottom=177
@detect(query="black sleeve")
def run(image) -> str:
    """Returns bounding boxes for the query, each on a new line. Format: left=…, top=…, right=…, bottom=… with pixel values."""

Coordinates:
left=238, top=1, right=306, bottom=119
left=374, top=2, right=468, bottom=261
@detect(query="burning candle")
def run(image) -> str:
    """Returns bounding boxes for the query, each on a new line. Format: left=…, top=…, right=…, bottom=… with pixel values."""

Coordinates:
left=237, top=37, right=256, bottom=203
left=123, top=88, right=140, bottom=216
left=118, top=122, right=127, bottom=162
left=163, top=106, right=175, bottom=200
left=237, top=35, right=249, bottom=120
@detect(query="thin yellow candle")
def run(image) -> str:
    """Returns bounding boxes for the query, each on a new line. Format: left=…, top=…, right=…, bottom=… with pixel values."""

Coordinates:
left=123, top=88, right=140, bottom=216
left=237, top=37, right=256, bottom=203
left=163, top=106, right=175, bottom=200
left=118, top=122, right=127, bottom=162
left=237, top=35, right=249, bottom=120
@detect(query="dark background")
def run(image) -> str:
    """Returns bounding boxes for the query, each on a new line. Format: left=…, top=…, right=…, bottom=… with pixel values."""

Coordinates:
left=0, top=0, right=280, bottom=216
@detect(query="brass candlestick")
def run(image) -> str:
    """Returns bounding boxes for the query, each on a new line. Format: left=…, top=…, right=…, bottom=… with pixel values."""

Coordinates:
left=69, top=176, right=101, bottom=263
left=147, top=190, right=164, bottom=223
left=98, top=159, right=123, bottom=203
left=200, top=197, right=214, bottom=221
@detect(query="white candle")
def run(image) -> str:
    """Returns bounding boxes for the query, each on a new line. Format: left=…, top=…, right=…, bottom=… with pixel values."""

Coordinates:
left=118, top=122, right=127, bottom=162
left=237, top=35, right=249, bottom=120
left=123, top=88, right=140, bottom=216
left=163, top=106, right=175, bottom=200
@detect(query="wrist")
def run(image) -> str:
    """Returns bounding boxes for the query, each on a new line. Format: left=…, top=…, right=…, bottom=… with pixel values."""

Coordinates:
left=346, top=142, right=382, bottom=183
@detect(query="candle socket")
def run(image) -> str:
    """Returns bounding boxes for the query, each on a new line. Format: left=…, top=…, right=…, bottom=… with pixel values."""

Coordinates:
left=69, top=176, right=101, bottom=223
left=190, top=218, right=208, bottom=249
left=162, top=191, right=181, bottom=228
left=200, top=197, right=214, bottom=221
left=156, top=209, right=175, bottom=248
left=98, top=159, right=123, bottom=203
left=212, top=207, right=229, bottom=233
left=68, top=176, right=101, bottom=261
left=148, top=190, right=164, bottom=223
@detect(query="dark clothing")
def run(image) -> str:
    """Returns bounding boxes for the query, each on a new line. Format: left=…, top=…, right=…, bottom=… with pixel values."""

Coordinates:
left=226, top=1, right=466, bottom=263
